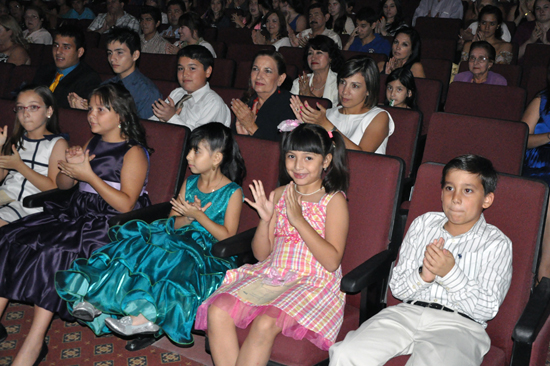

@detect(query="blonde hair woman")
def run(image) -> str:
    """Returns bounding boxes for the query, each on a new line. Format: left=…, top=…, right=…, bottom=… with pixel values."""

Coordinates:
left=0, top=15, right=30, bottom=65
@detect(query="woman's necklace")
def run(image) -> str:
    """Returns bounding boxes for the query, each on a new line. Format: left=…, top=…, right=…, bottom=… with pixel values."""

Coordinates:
left=210, top=174, right=224, bottom=192
left=311, top=82, right=326, bottom=91
left=294, top=184, right=324, bottom=196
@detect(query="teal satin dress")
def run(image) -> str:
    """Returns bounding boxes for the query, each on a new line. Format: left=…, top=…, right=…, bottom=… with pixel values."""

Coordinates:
left=55, top=175, right=242, bottom=345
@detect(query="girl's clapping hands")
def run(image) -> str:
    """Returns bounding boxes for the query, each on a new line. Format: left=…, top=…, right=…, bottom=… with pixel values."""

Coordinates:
left=170, top=194, right=212, bottom=220
left=58, top=148, right=96, bottom=181
left=244, top=179, right=275, bottom=222
left=285, top=182, right=304, bottom=227
left=0, top=145, right=23, bottom=170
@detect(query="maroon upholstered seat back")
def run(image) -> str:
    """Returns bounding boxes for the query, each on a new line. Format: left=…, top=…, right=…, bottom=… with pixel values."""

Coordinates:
left=384, top=106, right=422, bottom=179
left=58, top=108, right=94, bottom=146
left=0, top=99, right=16, bottom=133
left=423, top=113, right=528, bottom=175
left=415, top=17, right=462, bottom=40
left=445, top=82, right=526, bottom=121
left=225, top=44, right=275, bottom=63
left=139, top=53, right=178, bottom=82
left=210, top=58, right=236, bottom=88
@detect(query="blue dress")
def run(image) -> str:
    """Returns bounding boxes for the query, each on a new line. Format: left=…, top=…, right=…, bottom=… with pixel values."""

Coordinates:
left=55, top=175, right=242, bottom=345
left=523, top=93, right=550, bottom=185
left=0, top=135, right=150, bottom=320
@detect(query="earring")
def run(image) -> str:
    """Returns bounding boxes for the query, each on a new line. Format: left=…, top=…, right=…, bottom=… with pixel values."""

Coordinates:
left=118, top=124, right=121, bottom=129
left=46, top=115, right=51, bottom=119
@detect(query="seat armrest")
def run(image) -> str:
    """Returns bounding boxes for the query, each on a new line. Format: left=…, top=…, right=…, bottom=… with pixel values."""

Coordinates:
left=512, top=277, right=550, bottom=344
left=23, top=187, right=76, bottom=208
left=341, top=249, right=395, bottom=294
left=212, top=227, right=256, bottom=258
left=108, top=202, right=172, bottom=227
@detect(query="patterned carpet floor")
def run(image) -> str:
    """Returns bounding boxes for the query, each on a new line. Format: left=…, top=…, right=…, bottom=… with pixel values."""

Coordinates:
left=0, top=302, right=204, bottom=366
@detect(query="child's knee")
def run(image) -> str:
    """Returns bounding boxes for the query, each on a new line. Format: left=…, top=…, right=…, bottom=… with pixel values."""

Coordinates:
left=207, top=304, right=230, bottom=325
left=250, top=314, right=281, bottom=338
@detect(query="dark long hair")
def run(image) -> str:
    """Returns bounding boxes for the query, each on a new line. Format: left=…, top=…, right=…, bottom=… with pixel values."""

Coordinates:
left=391, top=27, right=421, bottom=71
left=5, top=85, right=61, bottom=155
left=188, top=122, right=246, bottom=185
left=478, top=5, right=504, bottom=40
left=379, top=0, right=404, bottom=34
left=326, top=0, right=348, bottom=34
left=279, top=124, right=349, bottom=193
left=385, top=68, right=418, bottom=110
left=304, top=35, right=344, bottom=73
left=89, top=83, right=153, bottom=154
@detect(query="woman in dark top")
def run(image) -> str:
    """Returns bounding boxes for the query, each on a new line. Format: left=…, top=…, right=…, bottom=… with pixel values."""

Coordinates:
left=202, top=0, right=231, bottom=28
left=232, top=50, right=294, bottom=141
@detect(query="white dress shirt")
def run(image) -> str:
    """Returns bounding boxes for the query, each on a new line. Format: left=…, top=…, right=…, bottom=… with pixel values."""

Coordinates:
left=149, top=83, right=231, bottom=130
left=298, top=28, right=342, bottom=49
left=390, top=212, right=513, bottom=327
left=468, top=21, right=512, bottom=42
left=412, top=0, right=464, bottom=26
left=291, top=69, right=339, bottom=107
left=87, top=12, right=140, bottom=32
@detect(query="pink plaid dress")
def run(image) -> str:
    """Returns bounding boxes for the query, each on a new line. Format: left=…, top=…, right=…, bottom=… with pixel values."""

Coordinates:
left=196, top=186, right=345, bottom=350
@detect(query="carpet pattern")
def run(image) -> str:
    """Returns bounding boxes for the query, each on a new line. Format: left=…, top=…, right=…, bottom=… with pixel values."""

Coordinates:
left=0, top=303, right=203, bottom=366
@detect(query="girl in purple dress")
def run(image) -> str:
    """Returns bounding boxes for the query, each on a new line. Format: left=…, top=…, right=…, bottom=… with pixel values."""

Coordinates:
left=0, top=83, right=151, bottom=366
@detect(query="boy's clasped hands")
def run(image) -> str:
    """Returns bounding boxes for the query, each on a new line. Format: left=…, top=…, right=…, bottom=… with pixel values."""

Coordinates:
left=420, top=237, right=455, bottom=283
left=57, top=146, right=96, bottom=181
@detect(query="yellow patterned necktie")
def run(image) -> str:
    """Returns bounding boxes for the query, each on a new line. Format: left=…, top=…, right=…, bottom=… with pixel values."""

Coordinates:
left=49, top=72, right=64, bottom=92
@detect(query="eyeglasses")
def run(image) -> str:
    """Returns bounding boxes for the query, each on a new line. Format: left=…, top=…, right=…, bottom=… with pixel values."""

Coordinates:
left=14, top=105, right=42, bottom=113
left=468, top=56, right=489, bottom=64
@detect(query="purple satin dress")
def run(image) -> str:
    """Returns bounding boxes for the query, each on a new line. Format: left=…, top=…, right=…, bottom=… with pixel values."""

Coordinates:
left=0, top=135, right=150, bottom=320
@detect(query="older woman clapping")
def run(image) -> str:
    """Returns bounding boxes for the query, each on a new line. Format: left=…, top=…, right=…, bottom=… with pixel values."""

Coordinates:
left=454, top=41, right=507, bottom=85
left=233, top=50, right=295, bottom=141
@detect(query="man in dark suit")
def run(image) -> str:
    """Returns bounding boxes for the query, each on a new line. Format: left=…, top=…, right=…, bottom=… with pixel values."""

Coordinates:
left=33, top=24, right=101, bottom=109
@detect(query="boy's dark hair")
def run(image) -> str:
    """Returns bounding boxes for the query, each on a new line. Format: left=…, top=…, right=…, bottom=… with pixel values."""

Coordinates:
left=5, top=85, right=61, bottom=156
left=338, top=55, right=379, bottom=109
left=304, top=35, right=344, bottom=73
left=141, top=5, right=162, bottom=24
left=106, top=27, right=141, bottom=54
left=356, top=6, right=378, bottom=24
left=54, top=24, right=86, bottom=50
left=188, top=122, right=246, bottom=185
left=441, top=154, right=498, bottom=195
left=279, top=124, right=349, bottom=193
left=167, top=0, right=186, bottom=12
left=178, top=11, right=205, bottom=38
left=89, top=83, right=153, bottom=153
left=308, top=2, right=328, bottom=16
left=177, top=44, right=214, bottom=70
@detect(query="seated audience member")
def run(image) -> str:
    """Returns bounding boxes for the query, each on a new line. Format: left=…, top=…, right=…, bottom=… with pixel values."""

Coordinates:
left=33, top=25, right=101, bottom=109
left=290, top=3, right=342, bottom=49
left=161, top=0, right=185, bottom=38
left=412, top=0, right=463, bottom=26
left=375, top=0, right=407, bottom=37
left=140, top=6, right=169, bottom=54
left=62, top=0, right=96, bottom=20
left=329, top=154, right=512, bottom=366
left=8, top=0, right=25, bottom=30
left=87, top=0, right=139, bottom=33
left=291, top=35, right=343, bottom=106
left=231, top=0, right=260, bottom=27
left=145, top=0, right=168, bottom=23
left=326, top=0, right=354, bottom=34
left=202, top=0, right=231, bottom=28
left=344, top=6, right=391, bottom=56
left=380, top=27, right=425, bottom=78
left=31, top=0, right=56, bottom=29
left=0, top=15, right=30, bottom=65
left=462, top=0, right=511, bottom=42
left=166, top=11, right=216, bottom=57
left=228, top=0, right=249, bottom=12
left=151, top=45, right=230, bottom=128
left=69, top=27, right=162, bottom=119
left=455, top=41, right=507, bottom=85
left=281, top=0, right=306, bottom=33
left=22, top=6, right=52, bottom=44
left=55, top=0, right=72, bottom=19
left=521, top=61, right=550, bottom=280
left=291, top=56, right=394, bottom=154
left=514, top=0, right=550, bottom=60
left=251, top=10, right=291, bottom=50
left=508, top=0, right=535, bottom=26
left=462, top=6, right=513, bottom=64
left=233, top=50, right=295, bottom=141
left=385, top=68, right=418, bottom=109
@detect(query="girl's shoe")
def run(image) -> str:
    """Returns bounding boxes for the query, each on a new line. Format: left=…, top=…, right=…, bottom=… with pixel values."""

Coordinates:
left=105, top=316, right=160, bottom=336
left=32, top=340, right=48, bottom=366
left=72, top=302, right=102, bottom=322
left=0, top=323, right=6, bottom=343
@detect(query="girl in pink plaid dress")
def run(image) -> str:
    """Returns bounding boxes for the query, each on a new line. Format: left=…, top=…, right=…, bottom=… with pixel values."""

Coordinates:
left=196, top=123, right=350, bottom=365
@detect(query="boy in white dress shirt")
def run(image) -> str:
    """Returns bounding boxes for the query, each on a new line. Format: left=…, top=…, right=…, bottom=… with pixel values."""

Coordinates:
left=329, top=154, right=513, bottom=366
left=150, top=44, right=230, bottom=129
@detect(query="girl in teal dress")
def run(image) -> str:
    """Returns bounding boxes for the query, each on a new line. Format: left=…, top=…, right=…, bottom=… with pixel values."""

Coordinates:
left=55, top=122, right=246, bottom=346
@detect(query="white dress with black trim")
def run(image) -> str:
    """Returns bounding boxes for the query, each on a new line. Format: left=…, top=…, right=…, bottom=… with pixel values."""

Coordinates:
left=0, top=134, right=64, bottom=223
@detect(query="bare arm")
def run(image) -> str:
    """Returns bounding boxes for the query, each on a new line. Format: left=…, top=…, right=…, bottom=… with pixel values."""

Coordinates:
left=523, top=97, right=550, bottom=149
left=285, top=184, right=348, bottom=272
left=8, top=46, right=30, bottom=66
left=410, top=62, right=426, bottom=78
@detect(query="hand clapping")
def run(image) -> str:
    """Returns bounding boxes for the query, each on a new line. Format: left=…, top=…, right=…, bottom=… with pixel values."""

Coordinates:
left=244, top=179, right=275, bottom=222
left=152, top=97, right=180, bottom=122
left=422, top=238, right=455, bottom=281
left=289, top=95, right=331, bottom=129
left=231, top=99, right=258, bottom=135
left=0, top=145, right=23, bottom=171
left=284, top=182, right=305, bottom=227
left=170, top=194, right=212, bottom=220
left=58, top=146, right=96, bottom=181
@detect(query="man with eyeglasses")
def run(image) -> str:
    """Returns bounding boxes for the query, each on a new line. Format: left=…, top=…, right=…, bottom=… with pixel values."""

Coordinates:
left=32, top=24, right=101, bottom=109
